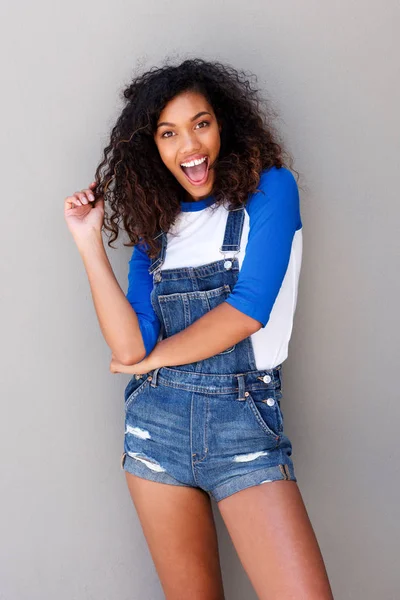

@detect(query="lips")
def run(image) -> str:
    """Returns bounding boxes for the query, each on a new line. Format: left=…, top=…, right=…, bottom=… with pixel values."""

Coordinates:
left=180, top=156, right=209, bottom=186
left=180, top=153, right=208, bottom=164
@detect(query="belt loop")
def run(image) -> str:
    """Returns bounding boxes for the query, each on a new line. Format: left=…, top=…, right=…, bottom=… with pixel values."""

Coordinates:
left=237, top=374, right=245, bottom=401
left=150, top=367, right=161, bottom=388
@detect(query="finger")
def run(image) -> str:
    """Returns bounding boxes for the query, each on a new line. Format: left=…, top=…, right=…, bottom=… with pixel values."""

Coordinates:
left=70, top=192, right=84, bottom=206
left=89, top=181, right=98, bottom=188
left=64, top=195, right=83, bottom=209
left=110, top=361, right=120, bottom=373
left=72, top=194, right=83, bottom=206
left=76, top=191, right=89, bottom=205
left=82, top=188, right=96, bottom=202
left=110, top=361, right=133, bottom=374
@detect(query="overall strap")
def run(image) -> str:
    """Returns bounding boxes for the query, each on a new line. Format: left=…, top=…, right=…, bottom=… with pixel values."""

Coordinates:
left=220, top=206, right=245, bottom=254
left=149, top=205, right=246, bottom=274
left=148, top=230, right=167, bottom=274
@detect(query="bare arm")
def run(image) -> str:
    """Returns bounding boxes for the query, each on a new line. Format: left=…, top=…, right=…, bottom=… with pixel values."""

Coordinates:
left=110, top=302, right=261, bottom=374
left=64, top=182, right=146, bottom=365
left=148, top=302, right=260, bottom=365
left=78, top=232, right=147, bottom=365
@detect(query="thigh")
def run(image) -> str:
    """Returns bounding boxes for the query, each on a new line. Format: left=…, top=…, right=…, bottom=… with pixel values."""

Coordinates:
left=217, top=480, right=334, bottom=600
left=125, top=472, right=225, bottom=600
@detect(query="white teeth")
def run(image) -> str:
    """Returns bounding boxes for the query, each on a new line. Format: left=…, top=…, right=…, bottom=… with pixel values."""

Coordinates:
left=180, top=156, right=207, bottom=168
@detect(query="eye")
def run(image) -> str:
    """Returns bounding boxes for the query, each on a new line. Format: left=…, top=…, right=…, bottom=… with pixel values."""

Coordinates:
left=160, top=121, right=209, bottom=139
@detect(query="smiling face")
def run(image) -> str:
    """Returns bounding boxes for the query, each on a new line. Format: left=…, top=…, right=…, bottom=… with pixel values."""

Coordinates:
left=154, top=90, right=222, bottom=201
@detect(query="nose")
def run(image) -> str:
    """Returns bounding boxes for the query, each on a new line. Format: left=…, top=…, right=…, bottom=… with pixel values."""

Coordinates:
left=179, top=130, right=202, bottom=157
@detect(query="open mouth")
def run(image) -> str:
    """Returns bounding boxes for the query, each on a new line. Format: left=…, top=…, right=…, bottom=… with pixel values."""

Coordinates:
left=180, top=156, right=209, bottom=186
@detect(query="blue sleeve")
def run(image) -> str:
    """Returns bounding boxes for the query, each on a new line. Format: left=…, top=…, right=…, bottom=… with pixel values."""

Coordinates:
left=126, top=241, right=161, bottom=356
left=225, top=166, right=302, bottom=327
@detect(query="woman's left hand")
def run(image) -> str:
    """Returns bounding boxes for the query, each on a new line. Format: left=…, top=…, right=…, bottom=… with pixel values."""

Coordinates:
left=109, top=353, right=156, bottom=375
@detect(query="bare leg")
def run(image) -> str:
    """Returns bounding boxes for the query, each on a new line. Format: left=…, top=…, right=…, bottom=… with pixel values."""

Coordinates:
left=125, top=472, right=225, bottom=600
left=217, top=480, right=333, bottom=600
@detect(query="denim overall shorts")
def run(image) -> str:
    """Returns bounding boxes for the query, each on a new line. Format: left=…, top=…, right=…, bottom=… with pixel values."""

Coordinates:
left=120, top=206, right=297, bottom=501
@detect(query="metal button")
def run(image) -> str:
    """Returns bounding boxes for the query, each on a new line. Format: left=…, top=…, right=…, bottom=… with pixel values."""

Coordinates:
left=134, top=374, right=141, bottom=380
left=154, top=272, right=162, bottom=282
left=147, top=376, right=152, bottom=381
left=224, top=260, right=232, bottom=270
left=263, top=375, right=271, bottom=383
left=244, top=391, right=249, bottom=397
left=266, top=397, right=275, bottom=406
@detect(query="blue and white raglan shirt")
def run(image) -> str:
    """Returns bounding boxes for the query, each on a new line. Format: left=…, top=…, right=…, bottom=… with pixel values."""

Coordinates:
left=125, top=166, right=303, bottom=370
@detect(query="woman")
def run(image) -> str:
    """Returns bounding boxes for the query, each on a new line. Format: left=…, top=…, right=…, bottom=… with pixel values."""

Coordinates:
left=64, top=58, right=333, bottom=599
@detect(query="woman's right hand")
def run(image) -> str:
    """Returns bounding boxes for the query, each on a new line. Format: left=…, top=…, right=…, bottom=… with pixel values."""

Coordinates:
left=64, top=181, right=105, bottom=247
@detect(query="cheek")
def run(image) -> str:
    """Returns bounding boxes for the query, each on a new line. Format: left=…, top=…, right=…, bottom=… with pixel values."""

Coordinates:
left=210, top=128, right=221, bottom=152
left=155, top=144, right=173, bottom=167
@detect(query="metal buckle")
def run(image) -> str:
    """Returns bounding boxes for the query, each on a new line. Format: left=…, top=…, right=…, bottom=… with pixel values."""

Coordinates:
left=219, top=247, right=240, bottom=260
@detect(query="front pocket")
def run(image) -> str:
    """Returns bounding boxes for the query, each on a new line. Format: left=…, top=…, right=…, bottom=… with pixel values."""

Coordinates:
left=158, top=285, right=236, bottom=355
left=245, top=387, right=284, bottom=439
left=124, top=375, right=151, bottom=411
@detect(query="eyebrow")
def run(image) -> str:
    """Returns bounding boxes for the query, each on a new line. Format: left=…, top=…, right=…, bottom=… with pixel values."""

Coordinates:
left=156, top=111, right=212, bottom=129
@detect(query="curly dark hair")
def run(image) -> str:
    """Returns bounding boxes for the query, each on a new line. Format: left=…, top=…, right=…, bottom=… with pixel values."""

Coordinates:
left=93, top=57, right=298, bottom=258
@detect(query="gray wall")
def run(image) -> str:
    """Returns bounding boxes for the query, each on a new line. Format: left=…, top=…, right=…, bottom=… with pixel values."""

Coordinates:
left=1, top=1, right=399, bottom=598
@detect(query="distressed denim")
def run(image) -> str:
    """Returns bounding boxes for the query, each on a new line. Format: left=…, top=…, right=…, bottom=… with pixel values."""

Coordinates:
left=121, top=208, right=296, bottom=501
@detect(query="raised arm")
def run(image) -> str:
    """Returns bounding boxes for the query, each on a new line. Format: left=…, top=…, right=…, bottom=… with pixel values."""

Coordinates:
left=78, top=235, right=149, bottom=365
left=64, top=182, right=159, bottom=365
